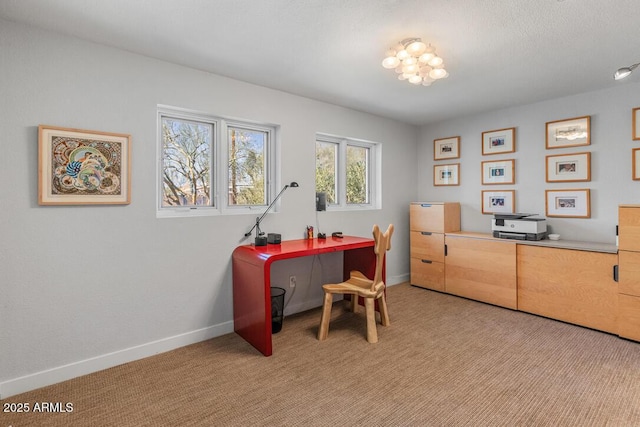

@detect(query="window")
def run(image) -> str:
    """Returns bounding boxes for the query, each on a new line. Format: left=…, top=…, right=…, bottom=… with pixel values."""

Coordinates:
left=315, top=133, right=380, bottom=210
left=158, top=105, right=277, bottom=217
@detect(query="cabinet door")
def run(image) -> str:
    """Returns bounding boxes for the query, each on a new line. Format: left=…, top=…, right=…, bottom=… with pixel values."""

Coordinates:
left=619, top=294, right=640, bottom=341
left=410, top=231, right=444, bottom=263
left=619, top=250, right=640, bottom=297
left=517, top=245, right=618, bottom=334
left=445, top=236, right=517, bottom=309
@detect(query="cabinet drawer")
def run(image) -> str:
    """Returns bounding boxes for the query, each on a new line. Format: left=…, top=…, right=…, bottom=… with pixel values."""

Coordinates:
left=410, top=202, right=460, bottom=233
left=619, top=294, right=640, bottom=342
left=619, top=206, right=640, bottom=252
left=619, top=250, right=640, bottom=297
left=410, top=258, right=445, bottom=292
left=410, top=231, right=444, bottom=262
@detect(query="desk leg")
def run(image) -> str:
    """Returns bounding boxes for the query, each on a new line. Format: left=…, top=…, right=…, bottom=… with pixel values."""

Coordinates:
left=233, top=258, right=272, bottom=356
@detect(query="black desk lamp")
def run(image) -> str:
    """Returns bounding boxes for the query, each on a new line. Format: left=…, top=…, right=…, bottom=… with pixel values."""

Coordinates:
left=244, top=182, right=299, bottom=246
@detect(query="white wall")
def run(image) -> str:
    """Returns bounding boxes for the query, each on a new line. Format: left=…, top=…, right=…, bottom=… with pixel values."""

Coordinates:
left=0, top=19, right=418, bottom=397
left=418, top=83, right=640, bottom=243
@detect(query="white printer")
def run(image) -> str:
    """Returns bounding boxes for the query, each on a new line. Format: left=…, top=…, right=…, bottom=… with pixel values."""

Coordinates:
left=492, top=213, right=547, bottom=241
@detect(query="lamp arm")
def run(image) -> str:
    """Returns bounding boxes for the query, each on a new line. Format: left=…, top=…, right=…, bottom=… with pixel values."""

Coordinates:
left=243, top=184, right=290, bottom=238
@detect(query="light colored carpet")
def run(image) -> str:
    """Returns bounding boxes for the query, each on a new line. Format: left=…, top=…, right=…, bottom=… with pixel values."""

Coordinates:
left=2, top=283, right=640, bottom=426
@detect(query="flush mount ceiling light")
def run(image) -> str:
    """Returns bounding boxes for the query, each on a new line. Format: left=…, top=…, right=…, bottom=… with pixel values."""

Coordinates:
left=381, top=38, right=448, bottom=86
left=614, top=63, right=639, bottom=80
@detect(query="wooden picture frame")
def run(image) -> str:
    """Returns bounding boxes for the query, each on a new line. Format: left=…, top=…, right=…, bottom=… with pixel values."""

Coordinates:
left=634, top=148, right=640, bottom=180
left=481, top=159, right=515, bottom=185
left=546, top=116, right=590, bottom=149
left=633, top=107, right=640, bottom=141
left=545, top=189, right=590, bottom=218
left=482, top=127, right=515, bottom=155
left=434, top=136, right=460, bottom=160
left=38, top=125, right=131, bottom=205
left=545, top=152, right=591, bottom=182
left=433, top=163, right=460, bottom=186
left=482, top=190, right=515, bottom=214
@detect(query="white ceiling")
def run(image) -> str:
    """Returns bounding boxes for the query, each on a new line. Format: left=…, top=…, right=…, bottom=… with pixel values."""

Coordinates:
left=1, top=0, right=639, bottom=125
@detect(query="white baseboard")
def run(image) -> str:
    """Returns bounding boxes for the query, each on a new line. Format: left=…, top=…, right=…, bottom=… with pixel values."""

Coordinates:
left=388, top=273, right=410, bottom=286
left=0, top=321, right=234, bottom=399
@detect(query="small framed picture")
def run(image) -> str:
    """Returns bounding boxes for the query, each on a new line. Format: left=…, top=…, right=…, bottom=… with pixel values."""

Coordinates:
left=633, top=107, right=640, bottom=141
left=482, top=127, right=515, bottom=155
left=434, top=136, right=460, bottom=160
left=545, top=152, right=591, bottom=182
left=482, top=190, right=515, bottom=214
left=38, top=125, right=131, bottom=205
left=633, top=148, right=640, bottom=180
left=434, top=163, right=460, bottom=186
left=481, top=159, right=515, bottom=185
left=545, top=189, right=590, bottom=218
left=546, top=116, right=590, bottom=149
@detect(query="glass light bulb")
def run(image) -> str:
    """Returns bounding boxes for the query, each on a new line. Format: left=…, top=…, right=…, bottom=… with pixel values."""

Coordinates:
left=396, top=49, right=410, bottom=60
left=429, top=68, right=447, bottom=79
left=406, top=40, right=426, bottom=56
left=422, top=80, right=432, bottom=86
left=408, top=75, right=423, bottom=84
left=382, top=56, right=400, bottom=69
left=402, top=64, right=418, bottom=74
left=398, top=74, right=407, bottom=80
left=395, top=65, right=404, bottom=74
left=384, top=49, right=397, bottom=58
left=402, top=57, right=417, bottom=66
left=428, top=56, right=444, bottom=67
left=418, top=53, right=434, bottom=63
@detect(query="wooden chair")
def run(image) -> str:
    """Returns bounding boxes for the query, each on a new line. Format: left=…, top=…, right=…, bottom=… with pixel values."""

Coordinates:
left=317, top=224, right=394, bottom=343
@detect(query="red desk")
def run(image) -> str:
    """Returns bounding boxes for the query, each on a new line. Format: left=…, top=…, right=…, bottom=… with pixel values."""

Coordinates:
left=232, top=236, right=379, bottom=356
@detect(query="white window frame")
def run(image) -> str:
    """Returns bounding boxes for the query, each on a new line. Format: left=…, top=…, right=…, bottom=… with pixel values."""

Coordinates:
left=316, top=133, right=381, bottom=211
left=157, top=105, right=278, bottom=218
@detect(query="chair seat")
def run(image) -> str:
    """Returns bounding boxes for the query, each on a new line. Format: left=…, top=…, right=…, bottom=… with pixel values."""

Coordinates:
left=321, top=272, right=384, bottom=299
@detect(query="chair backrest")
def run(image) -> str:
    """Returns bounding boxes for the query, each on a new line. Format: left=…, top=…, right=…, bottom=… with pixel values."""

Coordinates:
left=371, top=224, right=394, bottom=291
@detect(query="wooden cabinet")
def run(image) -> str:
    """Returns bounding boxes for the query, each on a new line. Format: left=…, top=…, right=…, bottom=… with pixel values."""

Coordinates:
left=618, top=205, right=640, bottom=341
left=517, top=245, right=618, bottom=334
left=445, top=233, right=517, bottom=309
left=409, top=202, right=460, bottom=291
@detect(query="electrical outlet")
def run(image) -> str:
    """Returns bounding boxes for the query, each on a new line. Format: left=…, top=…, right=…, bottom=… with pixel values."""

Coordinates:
left=289, top=276, right=296, bottom=288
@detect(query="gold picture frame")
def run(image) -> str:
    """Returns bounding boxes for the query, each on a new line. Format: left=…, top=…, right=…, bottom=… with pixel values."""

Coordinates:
left=481, top=159, right=515, bottom=185
left=434, top=136, right=460, bottom=160
left=481, top=190, right=515, bottom=214
left=634, top=148, right=640, bottom=180
left=545, top=152, right=591, bottom=183
left=633, top=107, right=640, bottom=141
left=546, top=116, right=590, bottom=149
left=38, top=125, right=131, bottom=205
left=433, top=163, right=460, bottom=186
left=545, top=189, right=590, bottom=218
left=482, top=127, right=515, bottom=155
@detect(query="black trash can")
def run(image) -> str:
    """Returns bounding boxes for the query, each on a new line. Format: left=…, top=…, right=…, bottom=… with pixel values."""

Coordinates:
left=271, top=287, right=286, bottom=334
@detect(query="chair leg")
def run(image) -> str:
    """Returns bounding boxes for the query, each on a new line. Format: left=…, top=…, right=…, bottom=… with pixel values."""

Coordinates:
left=318, top=292, right=333, bottom=341
left=364, top=298, right=378, bottom=343
left=377, top=294, right=390, bottom=327
left=349, top=294, right=358, bottom=313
